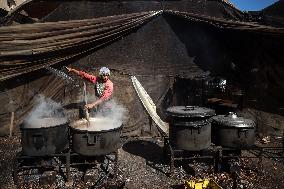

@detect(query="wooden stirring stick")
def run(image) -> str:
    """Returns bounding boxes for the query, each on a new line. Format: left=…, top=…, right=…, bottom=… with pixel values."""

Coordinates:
left=85, top=109, right=90, bottom=127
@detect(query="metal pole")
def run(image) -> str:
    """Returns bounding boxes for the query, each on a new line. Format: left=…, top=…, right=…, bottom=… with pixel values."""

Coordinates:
left=169, top=144, right=174, bottom=176
left=282, top=130, right=284, bottom=155
left=160, top=0, right=165, bottom=11
left=9, top=111, right=14, bottom=137
left=66, top=149, right=71, bottom=182
left=114, top=150, right=118, bottom=179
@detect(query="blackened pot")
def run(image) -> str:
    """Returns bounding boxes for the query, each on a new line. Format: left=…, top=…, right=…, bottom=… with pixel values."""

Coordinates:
left=211, top=112, right=255, bottom=148
left=166, top=106, right=215, bottom=151
left=20, top=118, right=69, bottom=156
left=70, top=119, right=122, bottom=156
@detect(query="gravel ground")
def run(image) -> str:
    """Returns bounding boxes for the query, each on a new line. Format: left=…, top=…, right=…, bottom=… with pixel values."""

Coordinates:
left=0, top=134, right=284, bottom=189
left=0, top=136, right=21, bottom=189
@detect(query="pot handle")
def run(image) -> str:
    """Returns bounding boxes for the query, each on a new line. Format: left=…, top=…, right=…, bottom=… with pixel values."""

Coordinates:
left=87, top=133, right=98, bottom=145
left=238, top=129, right=248, bottom=138
left=32, top=134, right=44, bottom=145
left=184, top=106, right=194, bottom=111
left=190, top=126, right=202, bottom=134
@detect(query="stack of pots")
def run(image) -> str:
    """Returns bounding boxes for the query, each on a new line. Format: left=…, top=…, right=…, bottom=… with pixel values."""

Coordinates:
left=166, top=106, right=215, bottom=151
left=211, top=112, right=256, bottom=148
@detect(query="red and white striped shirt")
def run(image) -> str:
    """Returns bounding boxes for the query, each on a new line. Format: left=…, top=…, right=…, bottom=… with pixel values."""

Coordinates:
left=79, top=71, right=113, bottom=101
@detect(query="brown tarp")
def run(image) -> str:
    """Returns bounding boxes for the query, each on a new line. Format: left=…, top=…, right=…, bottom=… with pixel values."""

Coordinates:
left=262, top=1, right=284, bottom=27
left=0, top=11, right=161, bottom=81
left=0, top=74, right=66, bottom=135
left=1, top=10, right=283, bottom=81
left=166, top=10, right=284, bottom=36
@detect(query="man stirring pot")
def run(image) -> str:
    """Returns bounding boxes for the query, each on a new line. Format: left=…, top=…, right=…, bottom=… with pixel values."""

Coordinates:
left=66, top=66, right=113, bottom=116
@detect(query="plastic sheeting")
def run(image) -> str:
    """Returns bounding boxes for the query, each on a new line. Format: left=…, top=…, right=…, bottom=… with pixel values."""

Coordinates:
left=131, top=75, right=168, bottom=135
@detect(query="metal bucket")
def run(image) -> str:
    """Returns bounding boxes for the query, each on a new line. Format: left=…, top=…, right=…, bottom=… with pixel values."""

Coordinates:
left=20, top=118, right=69, bottom=156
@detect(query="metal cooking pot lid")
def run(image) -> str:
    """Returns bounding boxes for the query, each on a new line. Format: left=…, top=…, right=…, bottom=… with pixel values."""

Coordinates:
left=212, top=113, right=255, bottom=128
left=166, top=106, right=215, bottom=118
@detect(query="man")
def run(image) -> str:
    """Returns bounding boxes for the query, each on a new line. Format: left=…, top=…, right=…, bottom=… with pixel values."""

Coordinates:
left=66, top=66, right=113, bottom=114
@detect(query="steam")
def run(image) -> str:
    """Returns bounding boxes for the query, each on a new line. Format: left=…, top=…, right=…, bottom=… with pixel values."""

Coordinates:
left=94, top=99, right=127, bottom=122
left=72, top=99, right=128, bottom=131
left=24, top=96, right=67, bottom=128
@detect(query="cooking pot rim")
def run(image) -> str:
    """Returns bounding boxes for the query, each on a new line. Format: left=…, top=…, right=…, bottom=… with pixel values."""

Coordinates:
left=172, top=121, right=210, bottom=127
left=20, top=122, right=69, bottom=130
left=212, top=123, right=255, bottom=128
left=70, top=124, right=123, bottom=133
left=166, top=114, right=214, bottom=118
left=166, top=106, right=216, bottom=118
left=212, top=115, right=255, bottom=128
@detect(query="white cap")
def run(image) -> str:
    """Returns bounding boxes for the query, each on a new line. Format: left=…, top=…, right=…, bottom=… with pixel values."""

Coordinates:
left=99, top=67, right=110, bottom=75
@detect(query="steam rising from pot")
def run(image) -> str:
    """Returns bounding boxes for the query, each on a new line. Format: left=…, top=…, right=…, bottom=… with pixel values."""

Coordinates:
left=24, top=96, right=67, bottom=128
left=71, top=99, right=127, bottom=131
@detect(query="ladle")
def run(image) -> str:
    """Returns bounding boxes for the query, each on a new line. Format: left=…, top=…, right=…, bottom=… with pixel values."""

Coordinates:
left=83, top=81, right=90, bottom=127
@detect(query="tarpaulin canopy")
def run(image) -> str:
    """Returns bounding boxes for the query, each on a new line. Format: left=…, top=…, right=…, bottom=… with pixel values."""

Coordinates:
left=0, top=10, right=161, bottom=81
left=166, top=10, right=284, bottom=36
left=0, top=1, right=283, bottom=137
left=1, top=9, right=283, bottom=81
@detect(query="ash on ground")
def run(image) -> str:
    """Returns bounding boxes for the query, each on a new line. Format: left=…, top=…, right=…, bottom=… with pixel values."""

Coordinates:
left=0, top=134, right=284, bottom=189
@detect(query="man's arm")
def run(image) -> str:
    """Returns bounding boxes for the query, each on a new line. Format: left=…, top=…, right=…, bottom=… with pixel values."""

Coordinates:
left=85, top=98, right=104, bottom=109
left=66, top=67, right=97, bottom=83
left=85, top=80, right=113, bottom=109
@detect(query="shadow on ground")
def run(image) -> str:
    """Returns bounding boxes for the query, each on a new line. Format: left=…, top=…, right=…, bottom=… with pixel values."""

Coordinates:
left=122, top=139, right=164, bottom=164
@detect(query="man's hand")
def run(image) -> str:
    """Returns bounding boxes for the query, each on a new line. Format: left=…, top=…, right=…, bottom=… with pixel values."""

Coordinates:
left=85, top=99, right=102, bottom=110
left=65, top=67, right=73, bottom=72
left=85, top=103, right=95, bottom=110
left=65, top=67, right=80, bottom=75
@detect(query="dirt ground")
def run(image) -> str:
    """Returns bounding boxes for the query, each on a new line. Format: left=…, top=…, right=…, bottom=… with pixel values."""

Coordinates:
left=0, top=132, right=284, bottom=189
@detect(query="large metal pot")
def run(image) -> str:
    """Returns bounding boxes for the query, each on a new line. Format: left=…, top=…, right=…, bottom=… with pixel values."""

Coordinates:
left=20, top=118, right=69, bottom=156
left=166, top=106, right=215, bottom=151
left=211, top=112, right=255, bottom=148
left=70, top=119, right=122, bottom=156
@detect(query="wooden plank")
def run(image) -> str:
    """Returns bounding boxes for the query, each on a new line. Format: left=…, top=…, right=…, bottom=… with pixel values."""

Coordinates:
left=9, top=111, right=14, bottom=137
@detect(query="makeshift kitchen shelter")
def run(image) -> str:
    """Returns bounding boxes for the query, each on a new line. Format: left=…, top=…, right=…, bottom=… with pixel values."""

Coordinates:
left=0, top=0, right=283, bottom=137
